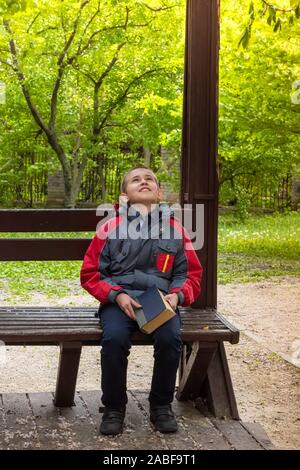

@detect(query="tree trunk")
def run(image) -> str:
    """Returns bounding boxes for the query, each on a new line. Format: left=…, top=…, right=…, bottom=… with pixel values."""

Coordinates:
left=97, top=153, right=106, bottom=202
left=61, top=167, right=74, bottom=208
left=143, top=147, right=151, bottom=167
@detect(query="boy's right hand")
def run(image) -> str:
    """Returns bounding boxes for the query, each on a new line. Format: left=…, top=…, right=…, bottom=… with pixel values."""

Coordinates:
left=115, top=293, right=141, bottom=321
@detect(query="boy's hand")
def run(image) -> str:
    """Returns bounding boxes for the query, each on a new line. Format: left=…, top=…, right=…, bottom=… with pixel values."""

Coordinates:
left=116, top=293, right=141, bottom=320
left=164, top=293, right=179, bottom=311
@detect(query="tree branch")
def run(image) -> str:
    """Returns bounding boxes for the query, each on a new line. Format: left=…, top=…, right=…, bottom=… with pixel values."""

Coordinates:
left=261, top=0, right=293, bottom=13
left=124, top=6, right=130, bottom=29
left=74, top=6, right=151, bottom=59
left=105, top=118, right=139, bottom=128
left=0, top=58, right=15, bottom=70
left=219, top=171, right=258, bottom=186
left=72, top=39, right=126, bottom=89
left=96, top=41, right=127, bottom=86
left=3, top=19, right=72, bottom=180
left=3, top=20, right=49, bottom=136
left=142, top=2, right=176, bottom=12
left=49, top=0, right=90, bottom=130
left=76, top=0, right=101, bottom=55
left=75, top=24, right=126, bottom=58
left=27, top=12, right=41, bottom=33
left=95, top=68, right=164, bottom=134
left=72, top=64, right=97, bottom=84
left=36, top=26, right=59, bottom=35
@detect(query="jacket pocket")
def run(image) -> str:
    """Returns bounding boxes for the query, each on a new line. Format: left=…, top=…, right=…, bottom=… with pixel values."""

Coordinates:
left=155, top=239, right=178, bottom=273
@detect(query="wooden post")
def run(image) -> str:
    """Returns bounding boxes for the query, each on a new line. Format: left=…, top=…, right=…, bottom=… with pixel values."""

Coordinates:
left=181, top=0, right=220, bottom=309
left=54, top=342, right=82, bottom=407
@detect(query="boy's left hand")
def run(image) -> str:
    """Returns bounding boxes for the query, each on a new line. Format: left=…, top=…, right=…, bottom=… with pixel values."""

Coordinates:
left=164, top=293, right=179, bottom=311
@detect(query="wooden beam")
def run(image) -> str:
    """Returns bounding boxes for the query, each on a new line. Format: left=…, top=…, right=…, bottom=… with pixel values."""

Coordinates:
left=181, top=0, right=220, bottom=308
left=200, top=342, right=240, bottom=419
left=54, top=341, right=82, bottom=407
left=0, top=209, right=102, bottom=232
left=176, top=341, right=217, bottom=401
left=0, top=238, right=91, bottom=260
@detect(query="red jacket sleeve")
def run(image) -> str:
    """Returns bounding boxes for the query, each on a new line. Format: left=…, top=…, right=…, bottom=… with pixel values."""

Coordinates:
left=168, top=219, right=203, bottom=307
left=80, top=219, right=125, bottom=304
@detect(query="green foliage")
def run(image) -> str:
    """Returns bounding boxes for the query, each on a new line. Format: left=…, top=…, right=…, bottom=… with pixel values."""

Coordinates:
left=0, top=0, right=299, bottom=210
left=0, top=0, right=185, bottom=206
left=218, top=211, right=300, bottom=283
left=219, top=0, right=300, bottom=214
left=241, top=0, right=300, bottom=44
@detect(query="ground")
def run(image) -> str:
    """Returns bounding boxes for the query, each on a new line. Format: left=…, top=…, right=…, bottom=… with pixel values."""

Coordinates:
left=0, top=276, right=299, bottom=450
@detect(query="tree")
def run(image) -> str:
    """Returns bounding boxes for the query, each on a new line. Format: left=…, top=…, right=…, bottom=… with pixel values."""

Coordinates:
left=219, top=0, right=300, bottom=211
left=0, top=0, right=185, bottom=207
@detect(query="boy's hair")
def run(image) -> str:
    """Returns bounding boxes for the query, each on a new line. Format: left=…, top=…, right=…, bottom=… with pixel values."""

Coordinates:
left=120, top=165, right=160, bottom=193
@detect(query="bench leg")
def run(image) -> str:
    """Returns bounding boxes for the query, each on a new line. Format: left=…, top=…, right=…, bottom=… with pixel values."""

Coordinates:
left=176, top=341, right=217, bottom=401
left=176, top=341, right=239, bottom=420
left=201, top=342, right=240, bottom=420
left=54, top=342, right=82, bottom=407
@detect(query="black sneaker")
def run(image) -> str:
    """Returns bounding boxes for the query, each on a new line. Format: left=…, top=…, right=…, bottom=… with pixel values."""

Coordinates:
left=99, top=407, right=125, bottom=435
left=150, top=404, right=178, bottom=433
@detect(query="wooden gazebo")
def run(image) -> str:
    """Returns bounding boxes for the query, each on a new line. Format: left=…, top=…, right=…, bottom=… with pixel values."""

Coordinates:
left=0, top=0, right=273, bottom=450
left=181, top=0, right=219, bottom=310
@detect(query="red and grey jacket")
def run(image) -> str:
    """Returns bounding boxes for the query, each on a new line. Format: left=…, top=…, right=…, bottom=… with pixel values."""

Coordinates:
left=80, top=203, right=202, bottom=307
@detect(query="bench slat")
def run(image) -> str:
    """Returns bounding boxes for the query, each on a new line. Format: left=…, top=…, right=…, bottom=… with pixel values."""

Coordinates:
left=0, top=306, right=239, bottom=345
left=0, top=329, right=234, bottom=344
left=0, top=239, right=91, bottom=261
left=0, top=307, right=94, bottom=310
left=0, top=209, right=100, bottom=232
left=0, top=307, right=222, bottom=316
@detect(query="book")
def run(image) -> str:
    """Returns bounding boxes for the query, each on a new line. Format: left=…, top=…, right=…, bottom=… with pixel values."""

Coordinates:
left=134, top=286, right=176, bottom=334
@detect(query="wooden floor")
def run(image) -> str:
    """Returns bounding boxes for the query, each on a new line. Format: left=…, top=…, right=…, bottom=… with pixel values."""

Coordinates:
left=0, top=390, right=273, bottom=450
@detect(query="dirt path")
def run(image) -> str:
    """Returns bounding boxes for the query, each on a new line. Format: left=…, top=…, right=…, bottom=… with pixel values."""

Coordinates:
left=218, top=276, right=300, bottom=450
left=218, top=277, right=300, bottom=367
left=0, top=276, right=299, bottom=449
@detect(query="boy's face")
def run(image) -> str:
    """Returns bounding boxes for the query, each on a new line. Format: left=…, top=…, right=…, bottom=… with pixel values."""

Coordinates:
left=122, top=169, right=161, bottom=205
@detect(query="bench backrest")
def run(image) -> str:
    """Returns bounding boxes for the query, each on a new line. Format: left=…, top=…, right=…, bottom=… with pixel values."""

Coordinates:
left=0, top=209, right=100, bottom=261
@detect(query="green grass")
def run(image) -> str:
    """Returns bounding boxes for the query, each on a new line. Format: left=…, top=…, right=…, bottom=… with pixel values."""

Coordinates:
left=218, top=211, right=300, bottom=283
left=0, top=231, right=94, bottom=238
left=0, top=261, right=83, bottom=300
left=0, top=212, right=299, bottom=298
left=0, top=232, right=90, bottom=300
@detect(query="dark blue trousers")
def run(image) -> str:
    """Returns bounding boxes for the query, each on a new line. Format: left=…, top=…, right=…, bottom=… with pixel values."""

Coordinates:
left=99, top=303, right=182, bottom=409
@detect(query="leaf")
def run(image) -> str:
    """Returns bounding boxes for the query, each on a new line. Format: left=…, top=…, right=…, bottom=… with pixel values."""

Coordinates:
left=273, top=19, right=281, bottom=32
left=238, top=28, right=250, bottom=49
left=267, top=14, right=273, bottom=26
left=267, top=5, right=277, bottom=24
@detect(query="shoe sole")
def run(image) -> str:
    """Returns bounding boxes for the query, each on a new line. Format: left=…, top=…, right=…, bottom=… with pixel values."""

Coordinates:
left=155, top=428, right=178, bottom=434
left=100, top=423, right=124, bottom=436
left=100, top=427, right=123, bottom=436
left=150, top=421, right=178, bottom=434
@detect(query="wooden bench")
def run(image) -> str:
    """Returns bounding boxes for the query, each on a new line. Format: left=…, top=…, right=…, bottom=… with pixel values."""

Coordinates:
left=0, top=209, right=240, bottom=419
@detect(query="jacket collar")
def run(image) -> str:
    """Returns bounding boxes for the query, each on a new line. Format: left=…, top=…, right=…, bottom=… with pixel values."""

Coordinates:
left=114, top=201, right=174, bottom=222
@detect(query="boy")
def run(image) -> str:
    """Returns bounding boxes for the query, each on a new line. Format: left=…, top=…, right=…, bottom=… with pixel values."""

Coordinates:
left=80, top=165, right=202, bottom=435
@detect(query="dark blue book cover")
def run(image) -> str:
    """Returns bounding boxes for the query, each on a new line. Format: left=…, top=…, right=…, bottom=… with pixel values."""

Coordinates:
left=134, top=286, right=175, bottom=334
